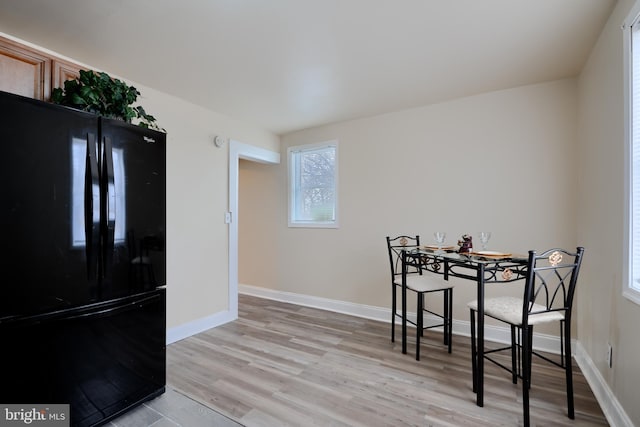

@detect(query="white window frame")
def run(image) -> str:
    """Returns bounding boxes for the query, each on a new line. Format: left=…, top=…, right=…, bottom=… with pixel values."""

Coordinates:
left=623, top=2, right=640, bottom=305
left=287, top=141, right=339, bottom=228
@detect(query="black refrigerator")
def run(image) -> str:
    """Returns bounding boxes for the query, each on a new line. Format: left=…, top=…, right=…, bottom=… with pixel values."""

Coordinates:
left=0, top=90, right=167, bottom=426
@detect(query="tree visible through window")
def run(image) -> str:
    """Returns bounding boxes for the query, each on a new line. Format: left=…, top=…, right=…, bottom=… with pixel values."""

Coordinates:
left=288, top=141, right=338, bottom=228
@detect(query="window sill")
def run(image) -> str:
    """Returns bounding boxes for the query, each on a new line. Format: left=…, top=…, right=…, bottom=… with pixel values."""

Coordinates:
left=288, top=221, right=339, bottom=229
left=623, top=287, right=640, bottom=306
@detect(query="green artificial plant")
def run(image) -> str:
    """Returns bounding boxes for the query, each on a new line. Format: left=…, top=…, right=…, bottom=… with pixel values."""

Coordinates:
left=51, top=69, right=164, bottom=131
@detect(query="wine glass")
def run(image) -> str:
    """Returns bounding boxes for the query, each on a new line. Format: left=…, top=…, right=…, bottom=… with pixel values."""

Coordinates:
left=434, top=232, right=446, bottom=254
left=479, top=232, right=491, bottom=251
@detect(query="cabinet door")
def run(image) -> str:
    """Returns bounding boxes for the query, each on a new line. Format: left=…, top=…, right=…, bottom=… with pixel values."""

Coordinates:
left=0, top=37, right=51, bottom=100
left=52, top=58, right=84, bottom=90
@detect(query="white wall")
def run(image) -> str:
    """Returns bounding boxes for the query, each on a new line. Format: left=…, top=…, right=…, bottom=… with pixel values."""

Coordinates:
left=240, top=79, right=579, bottom=334
left=577, top=0, right=640, bottom=424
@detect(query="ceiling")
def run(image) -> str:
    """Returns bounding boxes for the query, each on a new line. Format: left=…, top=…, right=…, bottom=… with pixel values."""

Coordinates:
left=0, top=0, right=616, bottom=135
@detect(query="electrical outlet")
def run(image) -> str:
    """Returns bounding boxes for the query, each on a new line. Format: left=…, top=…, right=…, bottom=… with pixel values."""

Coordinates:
left=606, top=344, right=613, bottom=368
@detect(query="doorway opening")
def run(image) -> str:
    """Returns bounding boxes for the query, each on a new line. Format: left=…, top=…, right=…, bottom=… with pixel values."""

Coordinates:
left=228, top=140, right=280, bottom=319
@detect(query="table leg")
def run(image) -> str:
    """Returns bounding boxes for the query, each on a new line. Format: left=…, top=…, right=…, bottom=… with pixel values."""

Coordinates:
left=476, top=263, right=485, bottom=407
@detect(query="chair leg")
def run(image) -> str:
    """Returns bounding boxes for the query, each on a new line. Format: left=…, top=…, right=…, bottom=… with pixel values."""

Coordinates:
left=470, top=308, right=477, bottom=393
left=447, top=289, right=453, bottom=354
left=528, top=326, right=534, bottom=389
left=391, top=284, right=396, bottom=343
left=522, top=325, right=532, bottom=427
left=416, top=293, right=423, bottom=361
left=560, top=320, right=565, bottom=363
left=419, top=293, right=425, bottom=337
left=510, top=325, right=517, bottom=384
left=564, top=320, right=575, bottom=419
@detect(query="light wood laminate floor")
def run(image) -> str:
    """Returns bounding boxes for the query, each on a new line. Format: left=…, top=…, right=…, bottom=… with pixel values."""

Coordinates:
left=166, top=294, right=608, bottom=426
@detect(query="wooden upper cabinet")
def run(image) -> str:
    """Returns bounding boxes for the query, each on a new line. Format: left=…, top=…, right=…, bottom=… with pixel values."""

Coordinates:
left=0, top=37, right=51, bottom=100
left=52, top=58, right=84, bottom=91
left=0, top=35, right=86, bottom=102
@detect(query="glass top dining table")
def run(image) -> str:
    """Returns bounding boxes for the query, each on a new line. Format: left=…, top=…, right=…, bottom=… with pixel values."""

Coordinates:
left=401, top=247, right=529, bottom=407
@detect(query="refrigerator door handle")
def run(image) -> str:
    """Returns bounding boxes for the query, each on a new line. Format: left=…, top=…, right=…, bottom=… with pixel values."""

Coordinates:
left=85, top=132, right=100, bottom=280
left=102, top=136, right=116, bottom=279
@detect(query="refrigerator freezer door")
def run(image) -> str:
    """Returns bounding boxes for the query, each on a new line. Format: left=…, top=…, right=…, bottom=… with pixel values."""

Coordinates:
left=0, top=289, right=166, bottom=427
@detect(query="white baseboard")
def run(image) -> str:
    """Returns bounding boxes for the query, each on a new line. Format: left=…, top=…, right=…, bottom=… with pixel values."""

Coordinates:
left=239, top=284, right=632, bottom=427
left=166, top=309, right=236, bottom=344
left=574, top=342, right=634, bottom=427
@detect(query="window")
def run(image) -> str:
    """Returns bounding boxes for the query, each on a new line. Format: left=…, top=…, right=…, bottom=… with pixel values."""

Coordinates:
left=288, top=141, right=338, bottom=228
left=624, top=4, right=640, bottom=305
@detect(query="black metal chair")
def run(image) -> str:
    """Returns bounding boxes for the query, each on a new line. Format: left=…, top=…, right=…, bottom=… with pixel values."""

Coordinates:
left=468, top=247, right=585, bottom=427
left=386, top=235, right=454, bottom=360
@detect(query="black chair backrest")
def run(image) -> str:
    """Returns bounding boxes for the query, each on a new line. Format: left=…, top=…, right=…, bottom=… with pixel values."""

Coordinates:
left=386, top=235, right=421, bottom=281
left=523, top=247, right=585, bottom=325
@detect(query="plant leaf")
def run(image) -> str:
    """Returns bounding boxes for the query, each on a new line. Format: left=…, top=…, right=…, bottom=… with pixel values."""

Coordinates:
left=50, top=69, right=164, bottom=132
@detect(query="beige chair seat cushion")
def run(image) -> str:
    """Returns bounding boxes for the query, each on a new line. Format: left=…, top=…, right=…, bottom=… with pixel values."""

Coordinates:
left=394, top=274, right=453, bottom=292
left=467, top=296, right=564, bottom=325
